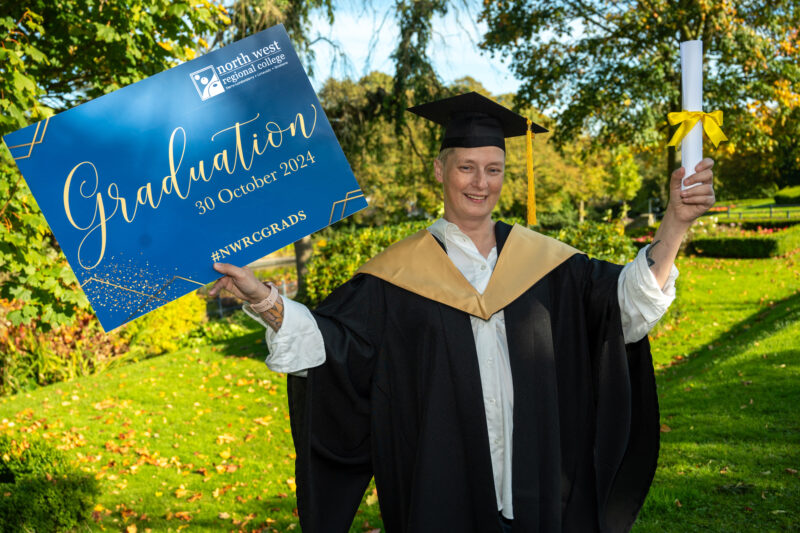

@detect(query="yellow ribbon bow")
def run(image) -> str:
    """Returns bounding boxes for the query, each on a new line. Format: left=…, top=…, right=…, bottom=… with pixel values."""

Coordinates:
left=667, top=110, right=728, bottom=148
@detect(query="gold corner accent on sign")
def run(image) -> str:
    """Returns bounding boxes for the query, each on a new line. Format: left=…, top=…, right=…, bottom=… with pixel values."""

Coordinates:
left=328, top=189, right=365, bottom=224
left=8, top=117, right=50, bottom=160
left=83, top=276, right=170, bottom=302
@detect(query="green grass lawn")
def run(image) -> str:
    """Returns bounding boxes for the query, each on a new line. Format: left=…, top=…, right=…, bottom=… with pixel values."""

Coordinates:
left=709, top=197, right=800, bottom=220
left=636, top=253, right=800, bottom=532
left=1, top=253, right=798, bottom=532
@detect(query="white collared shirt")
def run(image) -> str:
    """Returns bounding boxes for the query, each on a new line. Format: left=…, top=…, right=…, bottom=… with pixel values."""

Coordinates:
left=243, top=218, right=678, bottom=519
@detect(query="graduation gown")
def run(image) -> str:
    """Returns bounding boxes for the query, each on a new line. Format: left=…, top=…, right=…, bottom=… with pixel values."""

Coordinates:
left=287, top=221, right=660, bottom=533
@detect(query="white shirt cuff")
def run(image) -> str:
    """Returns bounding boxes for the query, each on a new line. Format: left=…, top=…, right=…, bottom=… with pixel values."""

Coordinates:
left=617, top=245, right=679, bottom=344
left=242, top=297, right=326, bottom=376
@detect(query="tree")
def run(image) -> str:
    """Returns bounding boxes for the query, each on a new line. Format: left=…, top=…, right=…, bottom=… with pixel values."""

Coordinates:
left=0, top=1, right=228, bottom=327
left=477, top=1, right=800, bottom=197
left=319, top=71, right=443, bottom=224
left=211, top=0, right=334, bottom=75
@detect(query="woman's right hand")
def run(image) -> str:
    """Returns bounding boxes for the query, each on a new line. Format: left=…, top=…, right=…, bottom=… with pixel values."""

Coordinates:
left=209, top=262, right=270, bottom=304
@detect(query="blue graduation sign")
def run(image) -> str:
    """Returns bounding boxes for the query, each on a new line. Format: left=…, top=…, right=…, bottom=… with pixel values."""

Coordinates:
left=3, top=24, right=367, bottom=331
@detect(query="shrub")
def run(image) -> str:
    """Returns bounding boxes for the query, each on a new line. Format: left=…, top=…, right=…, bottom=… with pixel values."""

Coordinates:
left=689, top=226, right=800, bottom=258
left=774, top=185, right=800, bottom=205
left=552, top=221, right=637, bottom=264
left=740, top=220, right=800, bottom=230
left=0, top=305, right=129, bottom=396
left=0, top=292, right=207, bottom=396
left=120, top=292, right=207, bottom=357
left=0, top=435, right=100, bottom=532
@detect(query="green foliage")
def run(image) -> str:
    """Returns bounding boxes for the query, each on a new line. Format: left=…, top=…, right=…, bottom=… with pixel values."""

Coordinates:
left=740, top=219, right=800, bottom=230
left=120, top=293, right=207, bottom=357
left=478, top=1, right=800, bottom=152
left=689, top=226, right=800, bottom=258
left=0, top=1, right=227, bottom=332
left=0, top=435, right=100, bottom=532
left=476, top=1, right=800, bottom=201
left=0, top=292, right=206, bottom=396
left=319, top=73, right=443, bottom=224
left=552, top=221, right=637, bottom=264
left=774, top=185, right=800, bottom=205
left=0, top=304, right=129, bottom=396
left=212, top=0, right=334, bottom=75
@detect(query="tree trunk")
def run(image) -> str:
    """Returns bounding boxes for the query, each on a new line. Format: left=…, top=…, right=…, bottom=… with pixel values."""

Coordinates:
left=293, top=235, right=312, bottom=303
left=579, top=199, right=585, bottom=223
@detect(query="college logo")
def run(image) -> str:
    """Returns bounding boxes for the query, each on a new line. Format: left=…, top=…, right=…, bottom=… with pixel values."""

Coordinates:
left=190, top=66, right=225, bottom=100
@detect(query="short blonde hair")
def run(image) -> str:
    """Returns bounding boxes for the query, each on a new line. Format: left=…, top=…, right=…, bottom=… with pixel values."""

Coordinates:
left=436, top=147, right=456, bottom=165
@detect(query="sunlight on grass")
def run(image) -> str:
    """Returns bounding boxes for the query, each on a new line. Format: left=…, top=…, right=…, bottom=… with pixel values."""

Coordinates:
left=636, top=253, right=800, bottom=532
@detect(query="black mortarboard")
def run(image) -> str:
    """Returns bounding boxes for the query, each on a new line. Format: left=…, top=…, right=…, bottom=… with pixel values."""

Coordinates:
left=406, top=91, right=547, bottom=152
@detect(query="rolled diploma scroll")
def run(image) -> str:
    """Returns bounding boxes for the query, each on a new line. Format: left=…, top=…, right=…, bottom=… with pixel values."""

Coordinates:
left=680, top=40, right=703, bottom=190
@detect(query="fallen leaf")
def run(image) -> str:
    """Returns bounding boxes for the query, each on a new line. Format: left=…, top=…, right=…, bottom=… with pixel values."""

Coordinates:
left=218, top=512, right=230, bottom=519
left=126, top=525, right=138, bottom=533
left=216, top=434, right=236, bottom=445
left=660, top=424, right=672, bottom=433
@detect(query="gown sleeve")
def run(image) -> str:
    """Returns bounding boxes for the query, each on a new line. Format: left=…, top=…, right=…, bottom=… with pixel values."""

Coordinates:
left=287, top=274, right=386, bottom=533
left=242, top=297, right=326, bottom=375
left=581, top=257, right=661, bottom=533
left=617, top=245, right=679, bottom=343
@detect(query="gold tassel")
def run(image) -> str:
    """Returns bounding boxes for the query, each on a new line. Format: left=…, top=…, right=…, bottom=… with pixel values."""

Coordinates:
left=526, top=119, right=537, bottom=226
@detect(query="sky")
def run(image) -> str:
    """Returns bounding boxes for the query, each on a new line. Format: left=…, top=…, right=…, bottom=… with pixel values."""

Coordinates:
left=305, top=2, right=522, bottom=96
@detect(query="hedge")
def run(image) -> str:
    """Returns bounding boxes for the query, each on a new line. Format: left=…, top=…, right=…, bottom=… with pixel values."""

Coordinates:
left=120, top=292, right=207, bottom=357
left=740, top=219, right=800, bottom=231
left=0, top=435, right=100, bottom=532
left=774, top=185, right=800, bottom=205
left=304, top=219, right=637, bottom=306
left=688, top=226, right=800, bottom=258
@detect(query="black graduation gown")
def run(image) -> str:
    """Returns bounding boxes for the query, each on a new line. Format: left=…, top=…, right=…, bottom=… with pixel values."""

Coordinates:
left=287, top=221, right=660, bottom=533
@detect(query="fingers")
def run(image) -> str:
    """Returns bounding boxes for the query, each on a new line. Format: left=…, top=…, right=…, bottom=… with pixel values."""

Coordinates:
left=682, top=168, right=714, bottom=188
left=213, top=262, right=243, bottom=279
left=208, top=276, right=228, bottom=297
left=695, top=157, right=714, bottom=173
left=679, top=183, right=715, bottom=206
left=672, top=158, right=715, bottom=187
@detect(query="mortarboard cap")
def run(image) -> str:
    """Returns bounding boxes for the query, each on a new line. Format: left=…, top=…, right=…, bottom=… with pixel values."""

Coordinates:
left=406, top=91, right=547, bottom=152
